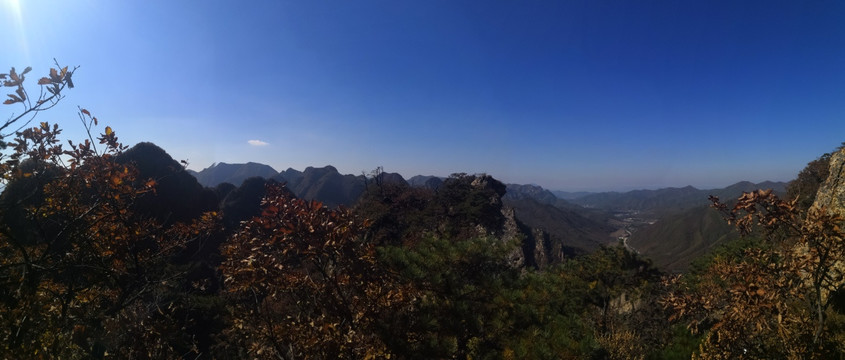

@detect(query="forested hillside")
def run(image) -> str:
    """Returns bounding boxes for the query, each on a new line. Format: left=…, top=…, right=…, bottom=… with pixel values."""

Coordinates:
left=628, top=204, right=738, bottom=271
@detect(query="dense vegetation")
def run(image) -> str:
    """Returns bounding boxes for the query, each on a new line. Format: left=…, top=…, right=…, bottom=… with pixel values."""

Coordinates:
left=3, top=64, right=845, bottom=359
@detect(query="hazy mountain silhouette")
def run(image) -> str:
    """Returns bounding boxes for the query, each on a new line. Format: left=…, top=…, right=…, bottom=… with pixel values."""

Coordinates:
left=551, top=190, right=595, bottom=200
left=273, top=166, right=367, bottom=208
left=407, top=175, right=444, bottom=189
left=379, top=172, right=408, bottom=186
left=504, top=184, right=560, bottom=204
left=191, top=162, right=279, bottom=187
left=505, top=183, right=613, bottom=224
left=569, top=181, right=787, bottom=215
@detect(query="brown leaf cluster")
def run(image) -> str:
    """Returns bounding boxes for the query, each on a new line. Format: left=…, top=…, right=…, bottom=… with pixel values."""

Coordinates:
left=0, top=118, right=218, bottom=358
left=220, top=183, right=411, bottom=359
left=666, top=191, right=845, bottom=358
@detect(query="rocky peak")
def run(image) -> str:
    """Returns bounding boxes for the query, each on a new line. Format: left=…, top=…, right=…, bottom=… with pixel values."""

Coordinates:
left=470, top=174, right=507, bottom=197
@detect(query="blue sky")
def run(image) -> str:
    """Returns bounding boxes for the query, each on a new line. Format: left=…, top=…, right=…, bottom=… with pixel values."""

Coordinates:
left=3, top=1, right=845, bottom=191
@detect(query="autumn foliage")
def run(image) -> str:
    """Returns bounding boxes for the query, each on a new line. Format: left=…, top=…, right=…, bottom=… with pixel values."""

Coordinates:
left=219, top=183, right=411, bottom=359
left=0, top=65, right=220, bottom=358
left=664, top=190, right=845, bottom=358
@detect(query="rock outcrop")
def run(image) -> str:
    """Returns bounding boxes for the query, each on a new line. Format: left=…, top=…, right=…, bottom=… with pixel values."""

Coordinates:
left=454, top=175, right=565, bottom=269
left=813, top=147, right=845, bottom=216
left=500, top=206, right=563, bottom=269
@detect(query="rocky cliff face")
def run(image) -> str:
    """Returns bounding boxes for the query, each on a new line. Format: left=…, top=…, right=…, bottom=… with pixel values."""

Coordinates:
left=500, top=205, right=563, bottom=269
left=803, top=147, right=845, bottom=306
left=813, top=147, right=845, bottom=216
left=434, top=174, right=563, bottom=269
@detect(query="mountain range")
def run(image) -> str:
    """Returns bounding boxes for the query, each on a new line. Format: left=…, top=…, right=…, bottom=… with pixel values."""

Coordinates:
left=187, top=161, right=792, bottom=269
left=568, top=181, right=787, bottom=215
left=551, top=190, right=595, bottom=200
left=189, top=162, right=785, bottom=211
left=189, top=163, right=621, bottom=252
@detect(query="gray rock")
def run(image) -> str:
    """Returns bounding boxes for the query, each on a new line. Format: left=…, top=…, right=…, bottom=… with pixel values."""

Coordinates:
left=813, top=148, right=845, bottom=216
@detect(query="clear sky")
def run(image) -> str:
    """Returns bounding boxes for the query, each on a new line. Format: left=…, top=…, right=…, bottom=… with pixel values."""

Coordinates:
left=3, top=1, right=845, bottom=191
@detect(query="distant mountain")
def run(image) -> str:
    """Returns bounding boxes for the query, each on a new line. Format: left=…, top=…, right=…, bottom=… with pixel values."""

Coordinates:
left=407, top=175, right=443, bottom=189
left=505, top=183, right=613, bottom=224
left=191, top=162, right=279, bottom=187
left=365, top=171, right=408, bottom=187
left=274, top=165, right=367, bottom=208
left=381, top=172, right=409, bottom=186
left=277, top=167, right=304, bottom=186
left=504, top=184, right=560, bottom=205
left=570, top=181, right=787, bottom=215
left=551, top=190, right=594, bottom=200
left=712, top=181, right=787, bottom=200
left=186, top=164, right=410, bottom=208
left=571, top=186, right=702, bottom=215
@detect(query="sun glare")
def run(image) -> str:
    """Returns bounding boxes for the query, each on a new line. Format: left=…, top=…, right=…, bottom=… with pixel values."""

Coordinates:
left=4, top=0, right=30, bottom=63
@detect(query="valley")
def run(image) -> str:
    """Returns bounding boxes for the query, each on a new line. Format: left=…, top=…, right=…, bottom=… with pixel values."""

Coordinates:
left=608, top=209, right=658, bottom=253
